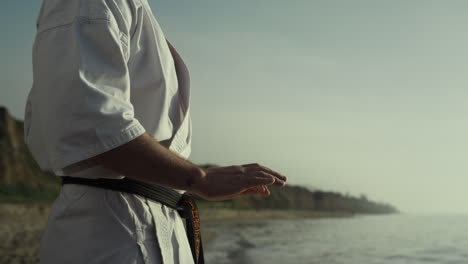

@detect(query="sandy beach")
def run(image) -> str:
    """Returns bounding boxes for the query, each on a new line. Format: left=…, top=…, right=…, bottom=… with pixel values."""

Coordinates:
left=0, top=203, right=51, bottom=264
left=0, top=203, right=352, bottom=264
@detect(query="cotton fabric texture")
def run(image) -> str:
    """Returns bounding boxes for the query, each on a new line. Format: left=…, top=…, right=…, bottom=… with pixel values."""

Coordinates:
left=24, top=0, right=192, bottom=182
left=40, top=184, right=195, bottom=264
left=24, top=0, right=195, bottom=263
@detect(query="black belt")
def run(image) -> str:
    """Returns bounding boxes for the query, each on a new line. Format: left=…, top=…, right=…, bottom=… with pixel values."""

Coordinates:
left=61, top=176, right=205, bottom=264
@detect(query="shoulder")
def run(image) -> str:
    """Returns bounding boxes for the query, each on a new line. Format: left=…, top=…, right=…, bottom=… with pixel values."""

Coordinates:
left=82, top=0, right=141, bottom=35
left=37, top=0, right=142, bottom=36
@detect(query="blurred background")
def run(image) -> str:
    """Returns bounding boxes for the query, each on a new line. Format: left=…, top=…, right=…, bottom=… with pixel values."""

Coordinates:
left=2, top=1, right=468, bottom=263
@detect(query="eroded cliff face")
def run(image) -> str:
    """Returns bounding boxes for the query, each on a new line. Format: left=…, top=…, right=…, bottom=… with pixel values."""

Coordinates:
left=0, top=106, right=29, bottom=184
left=0, top=106, right=60, bottom=202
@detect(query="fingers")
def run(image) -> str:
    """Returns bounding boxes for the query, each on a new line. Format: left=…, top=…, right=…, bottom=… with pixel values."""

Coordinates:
left=261, top=185, right=271, bottom=196
left=252, top=170, right=286, bottom=187
left=246, top=176, right=275, bottom=187
left=240, top=185, right=270, bottom=197
left=242, top=163, right=287, bottom=183
left=212, top=164, right=287, bottom=186
left=251, top=185, right=270, bottom=196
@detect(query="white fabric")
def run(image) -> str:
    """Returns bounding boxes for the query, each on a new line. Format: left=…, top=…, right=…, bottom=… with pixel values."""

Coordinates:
left=39, top=183, right=195, bottom=264
left=25, top=0, right=195, bottom=263
left=24, top=0, right=192, bottom=186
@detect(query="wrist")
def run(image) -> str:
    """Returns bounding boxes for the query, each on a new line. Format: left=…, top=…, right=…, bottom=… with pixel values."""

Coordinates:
left=185, top=166, right=206, bottom=194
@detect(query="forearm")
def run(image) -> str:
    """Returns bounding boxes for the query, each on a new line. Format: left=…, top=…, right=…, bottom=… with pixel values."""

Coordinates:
left=88, top=132, right=205, bottom=191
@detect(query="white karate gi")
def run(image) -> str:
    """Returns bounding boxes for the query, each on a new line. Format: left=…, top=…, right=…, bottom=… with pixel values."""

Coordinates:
left=24, top=0, right=195, bottom=263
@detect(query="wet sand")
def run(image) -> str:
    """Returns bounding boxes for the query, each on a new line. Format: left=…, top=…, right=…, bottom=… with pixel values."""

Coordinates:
left=199, top=208, right=353, bottom=253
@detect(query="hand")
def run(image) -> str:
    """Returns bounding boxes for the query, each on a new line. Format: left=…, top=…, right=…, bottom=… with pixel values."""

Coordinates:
left=188, top=163, right=287, bottom=201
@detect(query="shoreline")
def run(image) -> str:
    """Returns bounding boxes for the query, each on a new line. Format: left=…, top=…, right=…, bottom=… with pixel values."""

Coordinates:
left=0, top=203, right=356, bottom=219
left=0, top=203, right=356, bottom=263
left=199, top=208, right=354, bottom=222
left=198, top=208, right=355, bottom=245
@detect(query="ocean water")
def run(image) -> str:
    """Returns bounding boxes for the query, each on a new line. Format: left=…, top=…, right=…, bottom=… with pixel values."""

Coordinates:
left=202, top=214, right=468, bottom=264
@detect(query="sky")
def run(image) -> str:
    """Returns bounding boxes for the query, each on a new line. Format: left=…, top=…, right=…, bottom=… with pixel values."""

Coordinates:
left=2, top=0, right=468, bottom=214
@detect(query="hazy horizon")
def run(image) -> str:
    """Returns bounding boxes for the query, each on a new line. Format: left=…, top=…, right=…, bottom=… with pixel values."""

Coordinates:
left=2, top=0, right=468, bottom=214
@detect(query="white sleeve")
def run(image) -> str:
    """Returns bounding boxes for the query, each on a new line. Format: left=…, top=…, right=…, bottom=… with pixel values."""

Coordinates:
left=32, top=15, right=145, bottom=173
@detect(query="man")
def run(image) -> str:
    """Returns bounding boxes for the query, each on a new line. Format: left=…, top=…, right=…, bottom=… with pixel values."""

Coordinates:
left=25, top=0, right=287, bottom=263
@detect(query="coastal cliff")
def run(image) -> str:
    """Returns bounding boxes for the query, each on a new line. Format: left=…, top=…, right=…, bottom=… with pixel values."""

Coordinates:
left=0, top=106, right=60, bottom=203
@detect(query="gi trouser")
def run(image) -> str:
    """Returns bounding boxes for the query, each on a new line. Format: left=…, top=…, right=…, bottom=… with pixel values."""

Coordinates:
left=38, top=183, right=195, bottom=264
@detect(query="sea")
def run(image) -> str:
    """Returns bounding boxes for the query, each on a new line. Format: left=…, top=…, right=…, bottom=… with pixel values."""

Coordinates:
left=202, top=214, right=468, bottom=264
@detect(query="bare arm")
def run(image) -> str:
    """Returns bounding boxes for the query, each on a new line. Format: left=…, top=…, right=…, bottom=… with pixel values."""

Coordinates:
left=87, top=132, right=288, bottom=201
left=88, top=132, right=203, bottom=190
